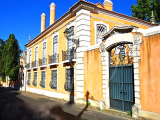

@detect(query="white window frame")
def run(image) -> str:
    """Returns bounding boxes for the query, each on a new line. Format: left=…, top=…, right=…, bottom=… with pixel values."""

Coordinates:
left=94, top=21, right=109, bottom=45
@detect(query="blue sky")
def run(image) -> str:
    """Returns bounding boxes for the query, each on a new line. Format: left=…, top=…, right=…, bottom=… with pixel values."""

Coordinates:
left=0, top=0, right=137, bottom=50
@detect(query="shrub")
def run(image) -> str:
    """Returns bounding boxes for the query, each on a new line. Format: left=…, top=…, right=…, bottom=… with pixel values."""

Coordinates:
left=88, top=101, right=91, bottom=106
left=127, top=111, right=132, bottom=116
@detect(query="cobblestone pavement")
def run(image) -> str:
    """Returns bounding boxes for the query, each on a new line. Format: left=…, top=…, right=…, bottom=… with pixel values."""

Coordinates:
left=0, top=87, right=151, bottom=120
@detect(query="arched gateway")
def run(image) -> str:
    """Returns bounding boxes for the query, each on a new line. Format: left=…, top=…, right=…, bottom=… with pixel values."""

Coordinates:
left=100, top=26, right=142, bottom=114
left=109, top=43, right=134, bottom=111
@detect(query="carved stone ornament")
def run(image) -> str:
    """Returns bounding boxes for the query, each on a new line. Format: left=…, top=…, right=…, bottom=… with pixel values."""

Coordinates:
left=133, top=34, right=142, bottom=45
left=100, top=43, right=106, bottom=52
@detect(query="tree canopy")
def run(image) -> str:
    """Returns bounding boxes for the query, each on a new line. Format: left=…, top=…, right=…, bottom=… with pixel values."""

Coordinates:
left=130, top=0, right=160, bottom=23
left=0, top=39, right=6, bottom=76
left=0, top=34, right=22, bottom=81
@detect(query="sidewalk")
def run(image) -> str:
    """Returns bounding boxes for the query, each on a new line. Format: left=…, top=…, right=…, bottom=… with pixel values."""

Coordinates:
left=0, top=87, right=151, bottom=120
left=19, top=91, right=151, bottom=120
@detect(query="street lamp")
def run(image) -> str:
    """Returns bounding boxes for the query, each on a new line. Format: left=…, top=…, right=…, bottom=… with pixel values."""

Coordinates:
left=63, top=28, right=70, bottom=38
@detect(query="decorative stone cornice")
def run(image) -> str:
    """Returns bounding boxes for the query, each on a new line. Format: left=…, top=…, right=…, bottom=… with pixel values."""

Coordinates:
left=103, top=25, right=137, bottom=39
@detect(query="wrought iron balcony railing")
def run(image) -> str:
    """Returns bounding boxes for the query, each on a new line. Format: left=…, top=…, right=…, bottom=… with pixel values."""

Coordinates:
left=39, top=57, right=47, bottom=66
left=48, top=54, right=59, bottom=64
left=32, top=60, right=38, bottom=68
left=62, top=48, right=76, bottom=61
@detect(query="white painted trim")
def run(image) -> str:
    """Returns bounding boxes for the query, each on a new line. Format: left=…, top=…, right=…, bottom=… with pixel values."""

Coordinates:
left=48, top=63, right=60, bottom=66
left=26, top=87, right=76, bottom=101
left=94, top=21, right=109, bottom=45
left=61, top=59, right=77, bottom=64
left=132, top=26, right=160, bottom=37
left=84, top=44, right=99, bottom=52
left=25, top=59, right=77, bottom=70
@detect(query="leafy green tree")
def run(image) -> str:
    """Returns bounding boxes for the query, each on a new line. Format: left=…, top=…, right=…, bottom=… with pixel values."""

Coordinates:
left=4, top=34, right=22, bottom=81
left=0, top=39, right=6, bottom=77
left=130, top=0, right=160, bottom=23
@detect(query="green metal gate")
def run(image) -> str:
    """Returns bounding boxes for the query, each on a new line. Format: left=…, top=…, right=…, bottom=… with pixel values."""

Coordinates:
left=109, top=44, right=134, bottom=111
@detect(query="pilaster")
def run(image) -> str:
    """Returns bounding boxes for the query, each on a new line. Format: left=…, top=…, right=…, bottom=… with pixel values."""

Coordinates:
left=76, top=9, right=91, bottom=99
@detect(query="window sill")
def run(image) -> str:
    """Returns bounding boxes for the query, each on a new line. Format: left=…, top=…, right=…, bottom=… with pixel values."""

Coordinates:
left=48, top=63, right=59, bottom=66
left=62, top=59, right=77, bottom=64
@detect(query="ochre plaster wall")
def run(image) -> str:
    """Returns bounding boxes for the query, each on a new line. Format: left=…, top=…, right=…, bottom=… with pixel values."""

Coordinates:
left=26, top=15, right=77, bottom=96
left=140, top=33, right=160, bottom=114
left=83, top=48, right=102, bottom=101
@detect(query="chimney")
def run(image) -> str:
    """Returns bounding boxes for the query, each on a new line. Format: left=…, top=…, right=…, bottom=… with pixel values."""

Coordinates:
left=49, top=2, right=56, bottom=25
left=103, top=0, right=113, bottom=11
left=41, top=13, right=46, bottom=32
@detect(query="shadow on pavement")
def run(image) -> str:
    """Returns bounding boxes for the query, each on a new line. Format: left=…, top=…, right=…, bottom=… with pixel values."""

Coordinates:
left=0, top=87, right=89, bottom=120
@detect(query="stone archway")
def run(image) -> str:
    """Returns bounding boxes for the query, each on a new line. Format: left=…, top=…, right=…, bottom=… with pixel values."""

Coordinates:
left=99, top=26, right=142, bottom=117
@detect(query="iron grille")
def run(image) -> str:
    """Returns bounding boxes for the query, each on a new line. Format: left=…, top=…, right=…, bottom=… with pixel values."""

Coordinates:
left=109, top=44, right=133, bottom=66
left=27, top=73, right=31, bottom=85
left=48, top=54, right=59, bottom=64
left=50, top=70, right=57, bottom=89
left=40, top=71, right=45, bottom=88
left=96, top=24, right=107, bottom=37
left=39, top=58, right=47, bottom=66
left=32, top=61, right=38, bottom=68
left=33, top=72, right=37, bottom=86
left=64, top=68, right=74, bottom=92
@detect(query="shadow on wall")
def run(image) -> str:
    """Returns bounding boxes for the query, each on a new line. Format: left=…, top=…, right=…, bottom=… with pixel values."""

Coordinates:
left=0, top=87, right=90, bottom=120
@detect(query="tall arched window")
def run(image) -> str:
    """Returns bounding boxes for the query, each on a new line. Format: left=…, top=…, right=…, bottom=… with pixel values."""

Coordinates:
left=35, top=47, right=38, bottom=67
left=42, top=42, right=46, bottom=65
left=53, top=35, right=58, bottom=54
left=96, top=24, right=107, bottom=44
left=29, top=50, right=32, bottom=68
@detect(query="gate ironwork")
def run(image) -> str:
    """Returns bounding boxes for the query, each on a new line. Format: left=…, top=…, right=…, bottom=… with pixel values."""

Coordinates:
left=109, top=44, right=134, bottom=111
